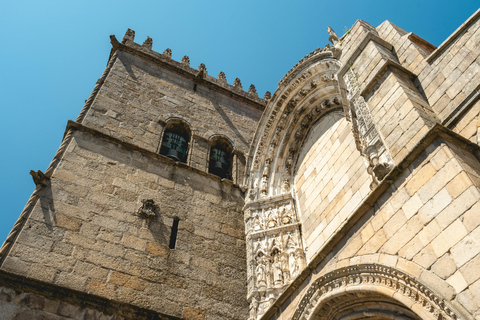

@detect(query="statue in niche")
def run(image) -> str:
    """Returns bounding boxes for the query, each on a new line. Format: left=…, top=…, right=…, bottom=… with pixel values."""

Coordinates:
left=253, top=214, right=262, bottom=230
left=289, top=250, right=299, bottom=277
left=266, top=208, right=278, bottom=228
left=280, top=206, right=292, bottom=225
left=255, top=254, right=267, bottom=288
left=272, top=250, right=283, bottom=286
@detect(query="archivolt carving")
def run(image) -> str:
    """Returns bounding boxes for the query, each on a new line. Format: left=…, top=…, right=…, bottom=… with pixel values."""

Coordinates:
left=248, top=60, right=343, bottom=201
left=292, top=264, right=461, bottom=320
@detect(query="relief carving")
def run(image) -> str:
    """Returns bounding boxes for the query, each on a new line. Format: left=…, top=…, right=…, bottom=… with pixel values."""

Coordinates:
left=246, top=198, right=306, bottom=320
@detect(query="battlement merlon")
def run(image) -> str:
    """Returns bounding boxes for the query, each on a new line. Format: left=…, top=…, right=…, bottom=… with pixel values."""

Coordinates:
left=109, top=30, right=267, bottom=111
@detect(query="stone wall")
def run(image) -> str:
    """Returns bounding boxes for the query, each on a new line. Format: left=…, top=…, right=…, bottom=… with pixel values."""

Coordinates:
left=294, top=112, right=371, bottom=261
left=1, top=127, right=249, bottom=320
left=266, top=133, right=480, bottom=320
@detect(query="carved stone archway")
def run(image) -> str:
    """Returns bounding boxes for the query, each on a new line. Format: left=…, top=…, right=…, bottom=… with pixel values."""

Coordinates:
left=292, top=264, right=461, bottom=320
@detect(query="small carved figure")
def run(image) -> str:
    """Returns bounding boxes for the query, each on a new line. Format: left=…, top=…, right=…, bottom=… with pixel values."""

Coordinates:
left=253, top=214, right=262, bottom=230
left=30, top=170, right=49, bottom=186
left=137, top=199, right=158, bottom=220
left=266, top=209, right=277, bottom=228
left=264, top=91, right=271, bottom=100
left=272, top=253, right=283, bottom=286
left=255, top=257, right=267, bottom=287
left=327, top=26, right=340, bottom=45
left=281, top=207, right=292, bottom=225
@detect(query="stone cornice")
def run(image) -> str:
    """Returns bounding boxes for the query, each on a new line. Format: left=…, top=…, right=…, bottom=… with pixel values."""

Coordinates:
left=258, top=123, right=480, bottom=320
left=0, top=269, right=182, bottom=320
left=109, top=35, right=266, bottom=111
left=427, top=8, right=480, bottom=63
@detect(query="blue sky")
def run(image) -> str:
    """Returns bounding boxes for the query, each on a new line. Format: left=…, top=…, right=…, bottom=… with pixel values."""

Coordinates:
left=0, top=1, right=478, bottom=244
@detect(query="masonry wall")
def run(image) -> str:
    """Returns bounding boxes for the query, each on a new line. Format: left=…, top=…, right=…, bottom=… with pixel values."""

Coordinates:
left=376, top=11, right=480, bottom=143
left=82, top=50, right=263, bottom=179
left=269, top=136, right=480, bottom=320
left=294, top=112, right=371, bottom=261
left=1, top=127, right=249, bottom=320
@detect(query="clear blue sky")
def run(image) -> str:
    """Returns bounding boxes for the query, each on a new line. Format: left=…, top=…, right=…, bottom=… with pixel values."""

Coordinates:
left=0, top=1, right=478, bottom=244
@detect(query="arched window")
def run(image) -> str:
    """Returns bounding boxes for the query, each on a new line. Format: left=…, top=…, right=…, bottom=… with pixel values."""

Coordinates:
left=208, top=137, right=233, bottom=180
left=159, top=120, right=191, bottom=163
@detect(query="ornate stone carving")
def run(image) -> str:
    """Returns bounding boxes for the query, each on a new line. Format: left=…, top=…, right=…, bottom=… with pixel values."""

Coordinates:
left=234, top=78, right=243, bottom=90
left=142, top=36, right=153, bottom=49
left=264, top=91, right=271, bottom=100
left=181, top=55, right=190, bottom=66
left=218, top=71, right=227, bottom=82
left=292, top=264, right=460, bottom=320
left=344, top=69, right=393, bottom=188
left=162, top=48, right=172, bottom=58
left=136, top=199, right=158, bottom=220
left=249, top=84, right=257, bottom=96
left=245, top=198, right=306, bottom=320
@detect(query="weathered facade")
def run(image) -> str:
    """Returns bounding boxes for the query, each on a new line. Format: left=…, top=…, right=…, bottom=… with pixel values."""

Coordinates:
left=1, top=9, right=480, bottom=320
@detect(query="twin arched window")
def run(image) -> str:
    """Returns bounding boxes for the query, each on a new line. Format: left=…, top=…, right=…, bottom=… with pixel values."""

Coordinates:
left=159, top=121, right=234, bottom=180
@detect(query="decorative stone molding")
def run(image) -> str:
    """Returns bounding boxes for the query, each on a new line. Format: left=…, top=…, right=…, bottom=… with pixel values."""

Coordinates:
left=343, top=68, right=393, bottom=188
left=292, top=264, right=461, bottom=320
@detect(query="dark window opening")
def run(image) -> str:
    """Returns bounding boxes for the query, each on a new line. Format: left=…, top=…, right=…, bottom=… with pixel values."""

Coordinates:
left=208, top=137, right=233, bottom=180
left=193, top=83, right=197, bottom=91
left=169, top=218, right=179, bottom=249
left=160, top=121, right=191, bottom=163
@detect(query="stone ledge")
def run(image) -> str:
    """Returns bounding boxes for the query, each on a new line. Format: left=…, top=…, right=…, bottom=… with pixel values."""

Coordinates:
left=0, top=269, right=182, bottom=320
left=258, top=123, right=480, bottom=320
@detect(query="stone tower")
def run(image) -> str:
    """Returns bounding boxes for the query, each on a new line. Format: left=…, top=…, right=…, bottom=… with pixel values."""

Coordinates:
left=1, top=8, right=480, bottom=320
left=0, top=29, right=264, bottom=319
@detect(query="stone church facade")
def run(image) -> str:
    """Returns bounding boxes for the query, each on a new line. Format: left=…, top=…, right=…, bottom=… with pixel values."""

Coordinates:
left=1, top=9, right=480, bottom=320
